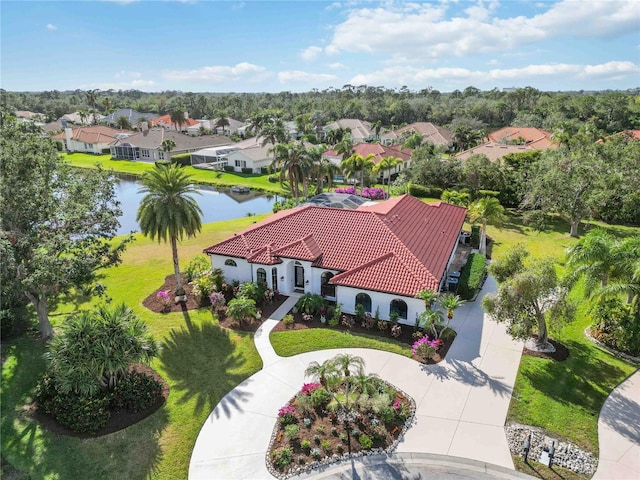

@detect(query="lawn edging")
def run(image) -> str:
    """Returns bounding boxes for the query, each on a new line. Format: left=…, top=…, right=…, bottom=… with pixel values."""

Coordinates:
left=584, top=327, right=640, bottom=364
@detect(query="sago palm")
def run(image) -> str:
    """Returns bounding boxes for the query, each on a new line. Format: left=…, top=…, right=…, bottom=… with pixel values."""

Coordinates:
left=137, top=164, right=202, bottom=296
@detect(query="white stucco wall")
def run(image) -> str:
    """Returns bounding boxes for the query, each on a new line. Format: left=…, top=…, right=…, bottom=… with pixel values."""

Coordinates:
left=210, top=255, right=252, bottom=284
left=336, top=286, right=424, bottom=326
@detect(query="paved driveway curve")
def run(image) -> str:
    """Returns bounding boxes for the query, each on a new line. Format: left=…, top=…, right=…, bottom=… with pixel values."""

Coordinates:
left=593, top=369, right=640, bottom=480
left=189, top=278, right=525, bottom=479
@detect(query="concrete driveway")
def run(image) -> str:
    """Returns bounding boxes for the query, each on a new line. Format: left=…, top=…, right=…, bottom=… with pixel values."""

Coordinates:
left=189, top=277, right=525, bottom=479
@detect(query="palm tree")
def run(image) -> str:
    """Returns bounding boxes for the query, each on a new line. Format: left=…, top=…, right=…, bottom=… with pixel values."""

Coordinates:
left=102, top=97, right=113, bottom=115
left=438, top=293, right=465, bottom=334
left=334, top=134, right=353, bottom=159
left=261, top=118, right=288, bottom=147
left=170, top=109, right=186, bottom=132
left=85, top=89, right=99, bottom=124
left=305, top=359, right=338, bottom=388
left=331, top=353, right=365, bottom=377
left=468, top=197, right=506, bottom=255
left=215, top=114, right=230, bottom=135
left=78, top=110, right=88, bottom=125
left=161, top=138, right=176, bottom=159
left=137, top=164, right=203, bottom=297
left=416, top=288, right=438, bottom=309
left=402, top=132, right=424, bottom=150
left=418, top=308, right=445, bottom=338
left=441, top=190, right=471, bottom=207
left=115, top=116, right=132, bottom=130
left=46, top=303, right=159, bottom=397
left=373, top=156, right=402, bottom=195
left=566, top=229, right=621, bottom=296
left=269, top=142, right=307, bottom=203
left=341, top=153, right=375, bottom=189
left=371, top=120, right=382, bottom=140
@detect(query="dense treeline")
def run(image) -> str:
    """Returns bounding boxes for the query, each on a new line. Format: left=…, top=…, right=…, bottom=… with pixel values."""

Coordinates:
left=2, top=86, right=639, bottom=134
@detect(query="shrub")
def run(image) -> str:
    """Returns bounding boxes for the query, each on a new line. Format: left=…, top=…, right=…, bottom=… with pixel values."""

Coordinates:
left=389, top=311, right=399, bottom=326
left=268, top=174, right=279, bottom=183
left=310, top=448, right=321, bottom=459
left=0, top=309, right=16, bottom=338
left=339, top=432, right=348, bottom=443
left=209, top=291, right=226, bottom=311
left=359, top=434, right=373, bottom=449
left=110, top=371, right=163, bottom=412
left=300, top=439, right=311, bottom=451
left=316, top=425, right=325, bottom=434
left=226, top=297, right=257, bottom=324
left=412, top=336, right=443, bottom=361
left=284, top=423, right=300, bottom=441
left=377, top=320, right=388, bottom=331
left=297, top=293, right=324, bottom=314
left=355, top=303, right=365, bottom=321
left=36, top=375, right=110, bottom=433
left=330, top=303, right=342, bottom=327
left=320, top=439, right=333, bottom=453
left=223, top=165, right=234, bottom=172
left=310, top=387, right=331, bottom=407
left=379, top=406, right=396, bottom=424
left=296, top=393, right=313, bottom=413
left=237, top=281, right=266, bottom=304
left=301, top=382, right=322, bottom=395
left=334, top=186, right=355, bottom=194
left=593, top=299, right=640, bottom=356
left=170, top=153, right=191, bottom=167
left=361, top=187, right=387, bottom=200
left=282, top=314, right=294, bottom=327
left=185, top=255, right=211, bottom=282
left=457, top=253, right=487, bottom=300
left=241, top=167, right=253, bottom=174
left=391, top=324, right=402, bottom=338
left=278, top=404, right=297, bottom=425
left=393, top=400, right=412, bottom=421
left=271, top=446, right=293, bottom=469
left=260, top=166, right=269, bottom=174
left=408, top=184, right=443, bottom=198
left=370, top=424, right=387, bottom=441
left=156, top=290, right=171, bottom=312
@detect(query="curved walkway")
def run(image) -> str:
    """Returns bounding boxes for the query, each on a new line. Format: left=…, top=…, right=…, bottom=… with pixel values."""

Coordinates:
left=189, top=278, right=526, bottom=479
left=593, top=369, right=640, bottom=480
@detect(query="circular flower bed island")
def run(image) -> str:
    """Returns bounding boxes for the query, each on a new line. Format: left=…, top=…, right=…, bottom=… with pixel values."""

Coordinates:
left=266, top=354, right=415, bottom=478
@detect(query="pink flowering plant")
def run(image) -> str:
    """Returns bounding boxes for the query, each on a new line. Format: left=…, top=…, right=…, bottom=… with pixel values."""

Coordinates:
left=300, top=382, right=322, bottom=395
left=361, top=187, right=388, bottom=200
left=156, top=290, right=171, bottom=312
left=411, top=336, right=443, bottom=362
left=392, top=399, right=412, bottom=420
left=278, top=404, right=297, bottom=425
left=209, top=291, right=226, bottom=311
left=334, top=186, right=356, bottom=194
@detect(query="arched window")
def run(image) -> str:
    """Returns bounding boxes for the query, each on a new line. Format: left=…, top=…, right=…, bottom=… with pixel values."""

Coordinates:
left=256, top=268, right=267, bottom=285
left=355, top=293, right=372, bottom=313
left=224, top=259, right=237, bottom=267
left=321, top=272, right=335, bottom=297
left=390, top=299, right=408, bottom=319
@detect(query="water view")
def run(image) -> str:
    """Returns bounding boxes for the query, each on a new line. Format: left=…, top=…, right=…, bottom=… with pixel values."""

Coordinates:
left=115, top=177, right=276, bottom=235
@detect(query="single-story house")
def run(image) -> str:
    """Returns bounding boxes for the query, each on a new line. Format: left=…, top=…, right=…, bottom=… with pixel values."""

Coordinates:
left=323, top=143, right=412, bottom=180
left=110, top=129, right=232, bottom=162
left=224, top=137, right=273, bottom=173
left=488, top=127, right=556, bottom=150
left=323, top=119, right=373, bottom=144
left=149, top=114, right=200, bottom=131
left=185, top=118, right=244, bottom=136
left=204, top=194, right=467, bottom=324
left=52, top=126, right=134, bottom=154
left=102, top=109, right=158, bottom=127
left=455, top=142, right=533, bottom=162
left=381, top=122, right=452, bottom=148
left=61, top=112, right=105, bottom=125
left=190, top=145, right=242, bottom=169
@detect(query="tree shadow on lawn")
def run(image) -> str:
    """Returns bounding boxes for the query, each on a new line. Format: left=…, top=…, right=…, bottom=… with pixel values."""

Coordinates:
left=159, top=309, right=255, bottom=419
left=522, top=339, right=629, bottom=414
left=1, top=335, right=168, bottom=480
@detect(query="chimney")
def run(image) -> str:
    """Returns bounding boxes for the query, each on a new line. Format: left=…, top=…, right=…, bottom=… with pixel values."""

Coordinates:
left=64, top=127, right=73, bottom=147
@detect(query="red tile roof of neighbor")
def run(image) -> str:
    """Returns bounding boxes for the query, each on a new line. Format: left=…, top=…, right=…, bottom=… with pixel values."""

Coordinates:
left=204, top=195, right=467, bottom=296
left=149, top=114, right=200, bottom=128
left=323, top=143, right=412, bottom=164
left=52, top=125, right=133, bottom=144
left=488, top=127, right=557, bottom=150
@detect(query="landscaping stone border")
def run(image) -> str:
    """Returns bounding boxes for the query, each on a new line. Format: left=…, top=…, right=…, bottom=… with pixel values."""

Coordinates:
left=505, top=423, right=598, bottom=475
left=584, top=326, right=640, bottom=364
left=265, top=382, right=416, bottom=480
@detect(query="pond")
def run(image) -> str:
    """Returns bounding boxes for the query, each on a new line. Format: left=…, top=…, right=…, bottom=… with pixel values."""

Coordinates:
left=115, top=176, right=276, bottom=235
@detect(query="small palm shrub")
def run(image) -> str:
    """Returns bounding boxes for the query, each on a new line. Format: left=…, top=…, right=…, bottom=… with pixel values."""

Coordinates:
left=271, top=446, right=293, bottom=469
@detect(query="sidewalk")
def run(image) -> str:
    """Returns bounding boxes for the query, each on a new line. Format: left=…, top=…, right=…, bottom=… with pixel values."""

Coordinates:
left=593, top=369, right=640, bottom=480
left=189, top=277, right=526, bottom=479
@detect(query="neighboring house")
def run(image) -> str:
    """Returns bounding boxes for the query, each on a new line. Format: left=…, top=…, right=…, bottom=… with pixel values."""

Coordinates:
left=149, top=114, right=200, bottom=131
left=323, top=119, right=373, bottom=143
left=488, top=127, right=556, bottom=150
left=103, top=109, right=158, bottom=127
left=52, top=126, right=134, bottom=154
left=191, top=145, right=242, bottom=169
left=42, top=119, right=64, bottom=134
left=185, top=118, right=244, bottom=136
left=110, top=129, right=232, bottom=162
left=323, top=143, right=412, bottom=180
left=598, top=130, right=640, bottom=143
left=15, top=110, right=45, bottom=122
left=204, top=194, right=467, bottom=324
left=61, top=112, right=105, bottom=125
left=455, top=142, right=533, bottom=162
left=381, top=122, right=453, bottom=148
left=224, top=137, right=273, bottom=173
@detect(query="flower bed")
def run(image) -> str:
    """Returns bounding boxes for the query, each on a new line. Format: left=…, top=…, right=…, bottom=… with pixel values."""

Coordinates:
left=266, top=355, right=415, bottom=478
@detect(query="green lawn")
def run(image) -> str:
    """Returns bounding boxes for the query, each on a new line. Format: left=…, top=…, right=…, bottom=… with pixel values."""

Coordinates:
left=1, top=216, right=268, bottom=480
left=270, top=329, right=412, bottom=357
left=64, top=153, right=284, bottom=194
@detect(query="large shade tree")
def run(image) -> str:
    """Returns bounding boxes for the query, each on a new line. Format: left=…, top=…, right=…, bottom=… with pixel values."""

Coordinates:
left=0, top=115, right=130, bottom=339
left=137, top=164, right=202, bottom=297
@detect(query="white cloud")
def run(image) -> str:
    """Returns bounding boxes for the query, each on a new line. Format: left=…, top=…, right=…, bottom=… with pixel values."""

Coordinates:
left=327, top=62, right=346, bottom=70
left=46, top=23, right=57, bottom=30
left=86, top=79, right=158, bottom=91
left=300, top=46, right=323, bottom=61
left=325, top=0, right=637, bottom=61
left=163, top=62, right=271, bottom=83
left=487, top=59, right=500, bottom=66
left=350, top=61, right=639, bottom=88
left=278, top=70, right=339, bottom=84
left=114, top=70, right=142, bottom=79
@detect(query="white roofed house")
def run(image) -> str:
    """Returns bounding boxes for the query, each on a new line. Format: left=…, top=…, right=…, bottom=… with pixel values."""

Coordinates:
left=224, top=137, right=273, bottom=173
left=323, top=119, right=373, bottom=144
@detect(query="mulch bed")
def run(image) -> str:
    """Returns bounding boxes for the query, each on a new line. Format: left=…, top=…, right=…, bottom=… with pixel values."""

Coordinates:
left=142, top=274, right=289, bottom=333
left=523, top=336, right=570, bottom=362
left=271, top=312, right=455, bottom=364
left=31, top=364, right=169, bottom=438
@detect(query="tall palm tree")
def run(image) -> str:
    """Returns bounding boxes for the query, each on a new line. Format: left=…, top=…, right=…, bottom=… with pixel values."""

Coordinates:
left=78, top=110, right=88, bottom=125
left=566, top=229, right=621, bottom=296
left=215, top=114, right=230, bottom=136
left=85, top=89, right=99, bottom=124
left=137, top=164, right=202, bottom=296
left=170, top=109, right=186, bottom=132
left=334, top=134, right=353, bottom=159
left=269, top=142, right=307, bottom=203
left=373, top=156, right=402, bottom=195
left=261, top=118, right=288, bottom=147
left=438, top=293, right=465, bottom=334
left=418, top=308, right=445, bottom=338
left=102, top=97, right=113, bottom=115
left=115, top=116, right=132, bottom=130
left=341, top=153, right=375, bottom=189
left=416, top=289, right=438, bottom=309
left=161, top=138, right=176, bottom=159
left=468, top=197, right=506, bottom=255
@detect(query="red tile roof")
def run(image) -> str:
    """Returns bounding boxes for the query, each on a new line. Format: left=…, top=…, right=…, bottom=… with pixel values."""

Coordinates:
left=204, top=195, right=466, bottom=296
left=488, top=127, right=556, bottom=150
left=149, top=114, right=200, bottom=129
left=323, top=143, right=412, bottom=164
left=52, top=125, right=133, bottom=145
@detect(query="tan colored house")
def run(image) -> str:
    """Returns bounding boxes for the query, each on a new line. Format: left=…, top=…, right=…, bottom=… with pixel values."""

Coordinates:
left=53, top=126, right=134, bottom=154
left=381, top=122, right=452, bottom=148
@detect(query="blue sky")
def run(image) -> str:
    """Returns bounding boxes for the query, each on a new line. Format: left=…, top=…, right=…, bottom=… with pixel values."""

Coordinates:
left=1, top=0, right=639, bottom=93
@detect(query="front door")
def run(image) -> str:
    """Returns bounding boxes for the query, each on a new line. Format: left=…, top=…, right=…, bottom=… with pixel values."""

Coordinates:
left=295, top=265, right=305, bottom=289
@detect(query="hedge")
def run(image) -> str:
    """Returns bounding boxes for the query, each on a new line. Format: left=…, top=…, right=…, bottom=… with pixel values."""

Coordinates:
left=171, top=153, right=191, bottom=166
left=223, top=165, right=235, bottom=172
left=408, top=184, right=443, bottom=198
left=457, top=253, right=487, bottom=300
left=241, top=167, right=253, bottom=174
